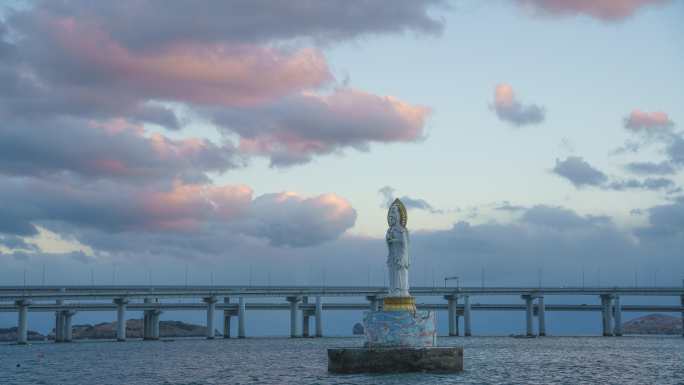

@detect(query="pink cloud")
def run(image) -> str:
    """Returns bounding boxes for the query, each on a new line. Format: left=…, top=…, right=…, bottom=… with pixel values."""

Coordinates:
left=46, top=17, right=332, bottom=107
left=494, top=83, right=515, bottom=107
left=515, top=0, right=670, bottom=21
left=219, top=88, right=431, bottom=166
left=624, top=109, right=673, bottom=132
left=89, top=119, right=240, bottom=180
left=141, top=182, right=253, bottom=231
left=138, top=186, right=356, bottom=242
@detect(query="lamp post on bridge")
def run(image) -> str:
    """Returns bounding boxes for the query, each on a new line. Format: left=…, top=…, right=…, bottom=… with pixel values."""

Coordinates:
left=444, top=276, right=460, bottom=290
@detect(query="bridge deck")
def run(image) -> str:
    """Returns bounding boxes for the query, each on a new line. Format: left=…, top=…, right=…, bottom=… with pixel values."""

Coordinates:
left=0, top=302, right=682, bottom=312
left=1, top=285, right=683, bottom=301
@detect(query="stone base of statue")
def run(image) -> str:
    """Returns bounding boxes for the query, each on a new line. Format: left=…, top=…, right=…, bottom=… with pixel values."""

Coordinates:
left=364, top=308, right=436, bottom=347
left=327, top=346, right=464, bottom=373
left=328, top=296, right=463, bottom=373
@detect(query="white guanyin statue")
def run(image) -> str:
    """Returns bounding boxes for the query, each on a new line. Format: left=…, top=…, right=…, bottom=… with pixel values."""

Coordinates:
left=361, top=197, right=436, bottom=349
left=386, top=198, right=410, bottom=297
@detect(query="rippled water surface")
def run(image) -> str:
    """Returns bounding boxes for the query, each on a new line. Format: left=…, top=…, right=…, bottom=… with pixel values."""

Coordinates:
left=1, top=336, right=682, bottom=384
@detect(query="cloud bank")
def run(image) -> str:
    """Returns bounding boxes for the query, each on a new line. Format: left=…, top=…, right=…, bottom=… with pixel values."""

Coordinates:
left=0, top=0, right=446, bottom=259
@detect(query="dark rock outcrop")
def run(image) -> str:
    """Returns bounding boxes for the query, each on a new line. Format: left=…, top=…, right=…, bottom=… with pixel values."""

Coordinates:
left=48, top=319, right=220, bottom=340
left=623, top=313, right=682, bottom=335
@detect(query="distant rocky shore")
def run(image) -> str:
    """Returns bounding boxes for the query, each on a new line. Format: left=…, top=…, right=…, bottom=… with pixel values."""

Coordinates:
left=3, top=314, right=681, bottom=341
left=0, top=327, right=46, bottom=342
left=0, top=319, right=219, bottom=341
left=623, top=314, right=682, bottom=335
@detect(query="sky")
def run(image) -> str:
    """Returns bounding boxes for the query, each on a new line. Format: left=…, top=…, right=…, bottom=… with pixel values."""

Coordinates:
left=0, top=0, right=683, bottom=299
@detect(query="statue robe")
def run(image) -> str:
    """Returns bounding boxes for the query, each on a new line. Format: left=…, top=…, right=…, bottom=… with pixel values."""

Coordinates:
left=386, top=225, right=410, bottom=297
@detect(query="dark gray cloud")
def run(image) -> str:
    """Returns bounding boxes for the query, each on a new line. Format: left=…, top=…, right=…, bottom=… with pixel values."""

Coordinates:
left=3, top=203, right=683, bottom=289
left=378, top=186, right=442, bottom=214
left=552, top=157, right=608, bottom=187
left=608, top=177, right=677, bottom=192
left=0, top=19, right=13, bottom=59
left=624, top=161, right=675, bottom=175
left=0, top=175, right=355, bottom=249
left=27, top=0, right=446, bottom=49
left=666, top=135, right=684, bottom=166
left=239, top=193, right=357, bottom=247
left=494, top=102, right=545, bottom=126
left=411, top=205, right=664, bottom=285
left=0, top=176, right=162, bottom=236
left=492, top=84, right=545, bottom=127
left=553, top=157, right=678, bottom=193
left=0, top=117, right=241, bottom=183
left=520, top=205, right=610, bottom=230
left=635, top=197, right=684, bottom=238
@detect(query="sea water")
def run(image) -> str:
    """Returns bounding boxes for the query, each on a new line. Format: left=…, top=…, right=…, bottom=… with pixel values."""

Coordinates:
left=1, top=336, right=682, bottom=384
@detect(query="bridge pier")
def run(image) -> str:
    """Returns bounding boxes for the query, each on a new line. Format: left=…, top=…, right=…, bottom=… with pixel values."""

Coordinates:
left=238, top=297, right=246, bottom=338
left=148, top=309, right=161, bottom=340
left=204, top=296, right=217, bottom=339
left=143, top=298, right=155, bottom=340
left=54, top=311, right=63, bottom=342
left=55, top=309, right=64, bottom=343
left=613, top=296, right=622, bottom=336
left=15, top=299, right=30, bottom=345
left=538, top=296, right=546, bottom=337
left=315, top=296, right=323, bottom=337
left=445, top=295, right=459, bottom=336
left=54, top=297, right=65, bottom=343
left=523, top=295, right=534, bottom=337
left=155, top=311, right=161, bottom=339
left=63, top=310, right=76, bottom=342
left=114, top=298, right=128, bottom=341
left=223, top=297, right=231, bottom=338
left=143, top=311, right=149, bottom=340
left=301, top=296, right=310, bottom=337
left=463, top=295, right=472, bottom=336
left=287, top=296, right=300, bottom=338
left=601, top=294, right=614, bottom=336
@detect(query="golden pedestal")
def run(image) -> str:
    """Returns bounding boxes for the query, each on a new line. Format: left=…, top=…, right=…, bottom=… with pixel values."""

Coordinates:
left=382, top=296, right=416, bottom=312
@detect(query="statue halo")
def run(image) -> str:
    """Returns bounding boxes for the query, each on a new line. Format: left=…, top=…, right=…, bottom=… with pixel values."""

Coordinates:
left=388, top=198, right=408, bottom=228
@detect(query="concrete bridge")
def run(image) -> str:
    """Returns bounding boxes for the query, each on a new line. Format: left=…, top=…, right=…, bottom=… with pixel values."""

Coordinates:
left=2, top=285, right=683, bottom=344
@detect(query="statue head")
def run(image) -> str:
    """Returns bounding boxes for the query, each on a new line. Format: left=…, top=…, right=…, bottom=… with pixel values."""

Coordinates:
left=387, top=198, right=407, bottom=228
